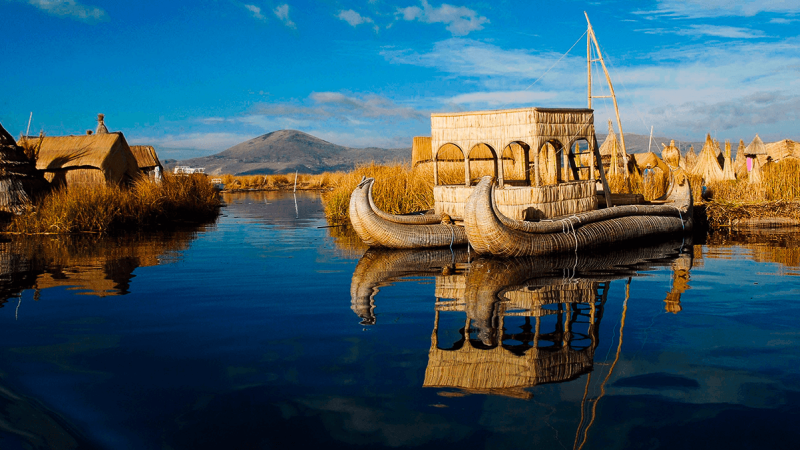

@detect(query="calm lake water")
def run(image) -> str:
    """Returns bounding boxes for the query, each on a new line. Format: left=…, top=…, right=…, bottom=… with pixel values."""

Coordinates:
left=1, top=191, right=799, bottom=449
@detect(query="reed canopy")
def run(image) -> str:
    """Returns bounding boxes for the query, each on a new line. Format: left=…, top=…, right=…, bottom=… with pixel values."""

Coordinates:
left=28, top=132, right=141, bottom=187
left=745, top=134, right=767, bottom=156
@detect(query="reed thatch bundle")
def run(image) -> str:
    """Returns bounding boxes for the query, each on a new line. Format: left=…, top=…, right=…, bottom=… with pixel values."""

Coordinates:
left=661, top=140, right=682, bottom=170
left=749, top=157, right=763, bottom=184
left=745, top=134, right=767, bottom=157
left=721, top=140, right=736, bottom=181
left=30, top=132, right=141, bottom=187
left=734, top=139, right=748, bottom=179
left=0, top=122, right=48, bottom=214
left=691, top=134, right=724, bottom=183
left=684, top=145, right=698, bottom=172
left=95, top=114, right=109, bottom=134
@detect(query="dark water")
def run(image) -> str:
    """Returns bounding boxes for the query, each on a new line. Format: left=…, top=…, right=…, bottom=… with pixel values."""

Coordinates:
left=1, top=191, right=799, bottom=449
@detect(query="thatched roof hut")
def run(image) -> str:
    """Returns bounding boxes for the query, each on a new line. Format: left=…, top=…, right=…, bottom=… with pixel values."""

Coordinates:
left=745, top=134, right=767, bottom=157
left=765, top=139, right=800, bottom=162
left=0, top=123, right=48, bottom=214
left=30, top=132, right=141, bottom=187
left=691, top=134, right=724, bottom=182
left=129, top=145, right=163, bottom=177
left=721, top=140, right=736, bottom=181
left=684, top=145, right=697, bottom=172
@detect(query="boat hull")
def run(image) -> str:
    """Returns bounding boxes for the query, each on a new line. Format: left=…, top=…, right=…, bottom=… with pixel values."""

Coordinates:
left=464, top=176, right=693, bottom=257
left=349, top=178, right=468, bottom=249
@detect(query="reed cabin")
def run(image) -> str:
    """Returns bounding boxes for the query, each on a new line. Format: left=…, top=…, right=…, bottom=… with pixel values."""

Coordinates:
left=419, top=107, right=608, bottom=222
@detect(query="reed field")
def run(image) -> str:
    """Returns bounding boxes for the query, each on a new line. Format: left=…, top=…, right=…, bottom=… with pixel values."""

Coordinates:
left=5, top=174, right=220, bottom=234
left=220, top=172, right=343, bottom=191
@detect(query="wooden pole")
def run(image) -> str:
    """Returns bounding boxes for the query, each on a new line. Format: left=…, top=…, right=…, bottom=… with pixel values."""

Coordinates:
left=585, top=12, right=628, bottom=178
left=587, top=29, right=592, bottom=109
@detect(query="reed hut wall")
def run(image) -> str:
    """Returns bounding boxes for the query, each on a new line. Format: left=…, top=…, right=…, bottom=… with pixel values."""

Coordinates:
left=0, top=122, right=48, bottom=214
left=31, top=133, right=141, bottom=187
left=431, top=107, right=596, bottom=186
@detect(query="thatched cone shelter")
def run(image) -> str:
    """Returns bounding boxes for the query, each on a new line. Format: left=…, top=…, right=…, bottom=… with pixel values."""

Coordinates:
left=598, top=120, right=626, bottom=176
left=684, top=145, right=697, bottom=172
left=744, top=134, right=767, bottom=184
left=721, top=140, right=736, bottom=181
left=691, top=134, right=724, bottom=183
left=734, top=139, right=748, bottom=179
left=0, top=123, right=48, bottom=215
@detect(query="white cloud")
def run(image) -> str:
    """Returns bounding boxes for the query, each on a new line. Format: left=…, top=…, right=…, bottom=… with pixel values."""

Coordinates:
left=243, top=4, right=265, bottom=21
left=447, top=90, right=558, bottom=106
left=396, top=1, right=488, bottom=36
left=143, top=132, right=252, bottom=152
left=338, top=9, right=374, bottom=27
left=253, top=92, right=426, bottom=122
left=638, top=24, right=767, bottom=39
left=26, top=0, right=107, bottom=22
left=274, top=4, right=296, bottom=29
left=640, top=0, right=800, bottom=18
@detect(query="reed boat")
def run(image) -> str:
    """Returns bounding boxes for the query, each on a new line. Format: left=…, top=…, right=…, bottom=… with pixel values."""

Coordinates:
left=349, top=177, right=468, bottom=249
left=464, top=175, right=693, bottom=257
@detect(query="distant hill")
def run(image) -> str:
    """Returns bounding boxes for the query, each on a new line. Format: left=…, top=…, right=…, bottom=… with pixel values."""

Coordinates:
left=165, top=130, right=409, bottom=175
left=165, top=129, right=705, bottom=176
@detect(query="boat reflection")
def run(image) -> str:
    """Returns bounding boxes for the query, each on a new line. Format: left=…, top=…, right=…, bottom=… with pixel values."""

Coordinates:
left=350, top=241, right=694, bottom=398
left=0, top=231, right=200, bottom=308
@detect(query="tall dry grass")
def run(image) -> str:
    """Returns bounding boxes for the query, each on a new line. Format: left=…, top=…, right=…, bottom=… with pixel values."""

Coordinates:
left=704, top=159, right=800, bottom=204
left=220, top=172, right=344, bottom=191
left=6, top=174, right=220, bottom=234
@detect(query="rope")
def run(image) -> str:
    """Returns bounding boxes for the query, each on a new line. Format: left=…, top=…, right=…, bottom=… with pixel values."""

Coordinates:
left=519, top=30, right=588, bottom=95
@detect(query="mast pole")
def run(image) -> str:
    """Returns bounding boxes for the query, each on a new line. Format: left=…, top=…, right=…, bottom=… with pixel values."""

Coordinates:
left=585, top=12, right=628, bottom=178
left=587, top=26, right=592, bottom=109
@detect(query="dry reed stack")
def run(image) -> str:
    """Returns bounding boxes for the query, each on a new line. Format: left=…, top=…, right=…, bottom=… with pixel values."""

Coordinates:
left=735, top=139, right=748, bottom=179
left=721, top=140, right=736, bottom=181
left=599, top=120, right=626, bottom=176
left=684, top=145, right=698, bottom=172
left=691, top=134, right=724, bottom=183
left=0, top=122, right=48, bottom=215
left=745, top=134, right=767, bottom=184
left=661, top=140, right=682, bottom=170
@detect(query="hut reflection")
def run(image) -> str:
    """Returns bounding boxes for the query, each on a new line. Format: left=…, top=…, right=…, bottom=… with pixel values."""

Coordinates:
left=0, top=231, right=199, bottom=308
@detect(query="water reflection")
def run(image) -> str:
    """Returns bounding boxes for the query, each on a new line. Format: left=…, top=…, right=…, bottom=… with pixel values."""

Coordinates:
left=221, top=191, right=325, bottom=228
left=0, top=231, right=200, bottom=306
left=703, top=228, right=800, bottom=276
left=350, top=241, right=694, bottom=399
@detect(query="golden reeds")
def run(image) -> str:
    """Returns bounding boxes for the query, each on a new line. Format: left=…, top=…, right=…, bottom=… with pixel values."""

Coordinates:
left=6, top=173, right=220, bottom=234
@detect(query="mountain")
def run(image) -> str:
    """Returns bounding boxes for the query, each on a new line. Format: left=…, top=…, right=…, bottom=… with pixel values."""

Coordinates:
left=166, top=129, right=706, bottom=176
left=166, top=130, right=409, bottom=175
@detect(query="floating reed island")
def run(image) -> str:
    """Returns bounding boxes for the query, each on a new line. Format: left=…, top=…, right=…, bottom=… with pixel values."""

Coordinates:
left=0, top=116, right=220, bottom=234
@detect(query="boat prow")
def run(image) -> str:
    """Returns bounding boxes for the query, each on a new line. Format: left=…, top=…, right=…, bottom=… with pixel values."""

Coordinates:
left=464, top=176, right=693, bottom=257
left=349, top=177, right=468, bottom=249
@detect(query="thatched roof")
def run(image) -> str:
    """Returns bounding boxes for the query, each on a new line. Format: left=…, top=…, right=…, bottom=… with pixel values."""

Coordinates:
left=691, top=134, right=724, bottom=182
left=129, top=145, right=162, bottom=170
left=765, top=139, right=800, bottom=162
left=745, top=134, right=767, bottom=156
left=31, top=132, right=140, bottom=185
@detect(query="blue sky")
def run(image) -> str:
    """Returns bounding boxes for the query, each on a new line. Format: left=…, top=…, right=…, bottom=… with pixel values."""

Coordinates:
left=2, top=0, right=799, bottom=160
